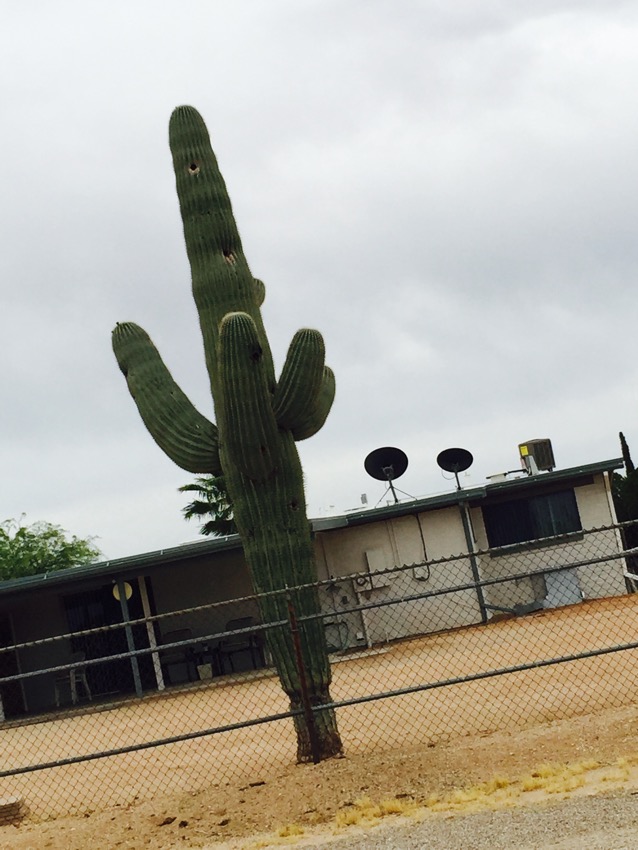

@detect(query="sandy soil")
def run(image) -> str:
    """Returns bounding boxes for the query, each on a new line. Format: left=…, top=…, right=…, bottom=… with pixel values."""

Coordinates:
left=5, top=703, right=638, bottom=849
left=2, top=595, right=638, bottom=848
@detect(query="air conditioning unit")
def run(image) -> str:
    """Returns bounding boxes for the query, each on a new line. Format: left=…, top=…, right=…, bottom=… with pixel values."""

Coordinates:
left=519, top=439, right=555, bottom=474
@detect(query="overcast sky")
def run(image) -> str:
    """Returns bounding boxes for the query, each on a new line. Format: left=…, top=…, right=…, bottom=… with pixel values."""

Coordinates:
left=0, top=1, right=636, bottom=560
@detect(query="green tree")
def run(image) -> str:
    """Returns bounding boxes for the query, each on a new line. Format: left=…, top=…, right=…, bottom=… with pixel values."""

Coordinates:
left=613, top=471, right=638, bottom=523
left=612, top=433, right=638, bottom=565
left=0, top=518, right=100, bottom=581
left=179, top=475, right=236, bottom=537
left=620, top=431, right=635, bottom=475
left=612, top=432, right=638, bottom=521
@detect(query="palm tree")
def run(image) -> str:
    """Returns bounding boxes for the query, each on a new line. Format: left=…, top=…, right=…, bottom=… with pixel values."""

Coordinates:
left=179, top=476, right=236, bottom=537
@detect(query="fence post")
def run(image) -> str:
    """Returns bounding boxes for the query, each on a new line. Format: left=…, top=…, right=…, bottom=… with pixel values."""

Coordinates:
left=286, top=592, right=320, bottom=764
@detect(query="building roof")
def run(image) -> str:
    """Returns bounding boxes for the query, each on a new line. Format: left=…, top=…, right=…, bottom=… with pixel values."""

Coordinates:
left=335, top=456, right=623, bottom=528
left=0, top=457, right=623, bottom=598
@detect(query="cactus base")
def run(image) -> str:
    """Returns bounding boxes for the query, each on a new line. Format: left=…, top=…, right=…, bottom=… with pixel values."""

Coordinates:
left=290, top=692, right=343, bottom=763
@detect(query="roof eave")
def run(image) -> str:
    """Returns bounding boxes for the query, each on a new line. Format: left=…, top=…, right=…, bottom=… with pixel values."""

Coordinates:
left=0, top=458, right=623, bottom=597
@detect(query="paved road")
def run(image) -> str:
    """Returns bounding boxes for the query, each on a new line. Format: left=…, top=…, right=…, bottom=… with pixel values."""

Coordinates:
left=310, top=791, right=638, bottom=850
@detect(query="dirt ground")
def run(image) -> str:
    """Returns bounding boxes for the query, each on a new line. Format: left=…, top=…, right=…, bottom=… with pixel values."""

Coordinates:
left=3, top=596, right=638, bottom=848
left=5, top=703, right=638, bottom=849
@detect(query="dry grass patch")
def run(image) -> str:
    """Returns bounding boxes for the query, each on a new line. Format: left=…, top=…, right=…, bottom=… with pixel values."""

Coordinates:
left=334, top=796, right=418, bottom=828
left=277, top=824, right=304, bottom=837
left=519, top=761, right=598, bottom=795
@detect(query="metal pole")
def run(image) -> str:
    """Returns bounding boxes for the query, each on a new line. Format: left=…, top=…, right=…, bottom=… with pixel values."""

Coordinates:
left=458, top=500, right=488, bottom=623
left=286, top=593, right=320, bottom=764
left=116, top=580, right=143, bottom=698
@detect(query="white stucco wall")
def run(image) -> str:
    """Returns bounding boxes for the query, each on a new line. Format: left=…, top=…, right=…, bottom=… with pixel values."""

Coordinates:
left=471, top=472, right=626, bottom=614
left=315, top=507, right=484, bottom=646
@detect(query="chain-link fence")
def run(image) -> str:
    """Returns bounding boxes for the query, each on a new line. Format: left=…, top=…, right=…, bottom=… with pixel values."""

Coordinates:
left=1, top=520, right=638, bottom=819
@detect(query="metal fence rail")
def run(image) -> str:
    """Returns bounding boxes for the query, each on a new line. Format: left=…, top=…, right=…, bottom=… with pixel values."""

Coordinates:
left=0, top=520, right=637, bottom=818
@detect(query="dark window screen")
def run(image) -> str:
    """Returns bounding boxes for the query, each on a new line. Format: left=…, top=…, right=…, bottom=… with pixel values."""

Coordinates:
left=483, top=490, right=581, bottom=547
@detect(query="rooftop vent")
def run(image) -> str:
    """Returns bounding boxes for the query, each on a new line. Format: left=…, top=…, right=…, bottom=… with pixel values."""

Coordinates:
left=519, top=439, right=555, bottom=474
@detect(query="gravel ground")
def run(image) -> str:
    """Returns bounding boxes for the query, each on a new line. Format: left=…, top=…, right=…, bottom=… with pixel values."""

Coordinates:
left=308, top=792, right=638, bottom=850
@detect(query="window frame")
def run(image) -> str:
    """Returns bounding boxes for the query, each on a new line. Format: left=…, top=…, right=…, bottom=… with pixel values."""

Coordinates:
left=482, top=488, right=582, bottom=552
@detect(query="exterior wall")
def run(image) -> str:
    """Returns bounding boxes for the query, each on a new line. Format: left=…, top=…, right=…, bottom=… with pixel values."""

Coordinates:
left=0, top=592, right=69, bottom=714
left=315, top=507, right=484, bottom=648
left=577, top=474, right=616, bottom=527
left=471, top=473, right=626, bottom=614
left=575, top=474, right=626, bottom=599
left=149, top=549, right=257, bottom=640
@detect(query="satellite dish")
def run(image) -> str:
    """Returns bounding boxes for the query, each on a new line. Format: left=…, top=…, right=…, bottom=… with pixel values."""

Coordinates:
left=437, top=448, right=473, bottom=473
left=364, top=447, right=409, bottom=505
left=364, top=447, right=408, bottom=482
left=436, top=448, right=473, bottom=490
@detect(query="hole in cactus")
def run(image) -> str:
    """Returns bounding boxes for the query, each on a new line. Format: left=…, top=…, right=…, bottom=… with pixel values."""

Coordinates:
left=289, top=500, right=299, bottom=511
left=223, top=248, right=236, bottom=264
left=187, top=162, right=200, bottom=174
left=250, top=347, right=263, bottom=363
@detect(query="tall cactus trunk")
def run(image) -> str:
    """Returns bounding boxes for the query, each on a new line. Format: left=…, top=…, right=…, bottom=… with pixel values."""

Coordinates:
left=217, top=314, right=341, bottom=761
left=232, top=461, right=341, bottom=762
left=112, top=105, right=343, bottom=762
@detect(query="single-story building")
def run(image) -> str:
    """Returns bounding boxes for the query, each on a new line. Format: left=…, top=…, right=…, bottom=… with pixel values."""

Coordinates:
left=0, top=454, right=627, bottom=722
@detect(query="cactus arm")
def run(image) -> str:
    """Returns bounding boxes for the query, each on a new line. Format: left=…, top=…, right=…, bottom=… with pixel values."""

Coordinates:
left=217, top=312, right=279, bottom=481
left=253, top=277, right=266, bottom=307
left=112, top=322, right=221, bottom=474
left=169, top=106, right=275, bottom=402
left=273, top=329, right=326, bottom=431
left=291, top=366, right=336, bottom=441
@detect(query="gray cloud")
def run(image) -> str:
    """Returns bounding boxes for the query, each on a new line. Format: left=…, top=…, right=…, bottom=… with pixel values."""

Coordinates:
left=0, top=1, right=636, bottom=557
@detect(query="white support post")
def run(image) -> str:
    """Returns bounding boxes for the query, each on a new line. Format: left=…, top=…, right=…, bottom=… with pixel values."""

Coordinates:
left=138, top=577, right=165, bottom=691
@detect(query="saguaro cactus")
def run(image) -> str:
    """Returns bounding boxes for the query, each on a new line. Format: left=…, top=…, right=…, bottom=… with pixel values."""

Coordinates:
left=112, top=106, right=342, bottom=762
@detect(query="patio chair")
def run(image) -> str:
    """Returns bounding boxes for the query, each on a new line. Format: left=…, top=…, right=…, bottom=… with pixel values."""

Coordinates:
left=54, top=651, right=92, bottom=707
left=218, top=617, right=266, bottom=674
left=159, top=628, right=199, bottom=684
